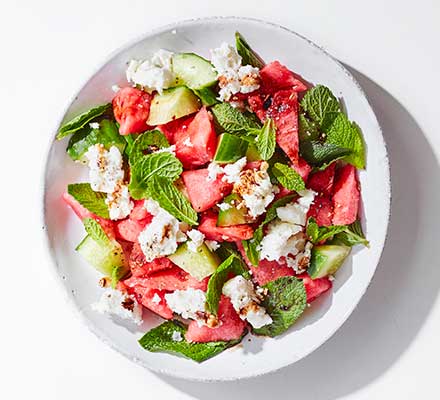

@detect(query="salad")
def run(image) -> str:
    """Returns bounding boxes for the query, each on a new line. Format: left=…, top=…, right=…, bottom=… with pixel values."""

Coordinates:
left=57, top=32, right=368, bottom=362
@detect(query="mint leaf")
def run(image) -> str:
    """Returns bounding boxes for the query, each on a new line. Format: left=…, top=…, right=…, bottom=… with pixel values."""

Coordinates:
left=129, top=152, right=183, bottom=200
left=57, top=103, right=112, bottom=139
left=67, top=119, right=126, bottom=162
left=235, top=31, right=265, bottom=69
left=193, top=87, right=219, bottom=106
left=331, top=220, right=369, bottom=247
left=307, top=218, right=347, bottom=244
left=298, top=113, right=320, bottom=142
left=299, top=140, right=352, bottom=167
left=253, top=276, right=307, bottom=337
left=146, top=176, right=198, bottom=225
left=301, top=85, right=340, bottom=126
left=242, top=195, right=295, bottom=266
left=129, top=130, right=170, bottom=165
left=206, top=254, right=249, bottom=315
left=83, top=218, right=110, bottom=246
left=211, top=103, right=261, bottom=134
left=272, top=163, right=306, bottom=192
left=255, top=118, right=276, bottom=160
left=325, top=113, right=366, bottom=169
left=138, top=320, right=245, bottom=362
left=67, top=183, right=109, bottom=219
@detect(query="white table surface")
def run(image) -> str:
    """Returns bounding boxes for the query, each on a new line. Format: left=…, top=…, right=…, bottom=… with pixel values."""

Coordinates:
left=1, top=0, right=439, bottom=398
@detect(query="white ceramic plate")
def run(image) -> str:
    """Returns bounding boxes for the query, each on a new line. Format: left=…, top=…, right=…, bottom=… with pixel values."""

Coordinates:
left=43, top=17, right=390, bottom=381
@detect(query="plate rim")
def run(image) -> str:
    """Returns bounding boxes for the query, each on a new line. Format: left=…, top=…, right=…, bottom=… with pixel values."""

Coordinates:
left=40, top=15, right=391, bottom=382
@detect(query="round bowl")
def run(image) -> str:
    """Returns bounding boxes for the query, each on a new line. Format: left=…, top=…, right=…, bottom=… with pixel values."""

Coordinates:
left=43, top=16, right=390, bottom=381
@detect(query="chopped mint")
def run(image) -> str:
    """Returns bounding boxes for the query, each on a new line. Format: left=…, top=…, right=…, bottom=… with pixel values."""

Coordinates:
left=301, top=85, right=340, bottom=126
left=324, top=113, right=366, bottom=169
left=206, top=254, right=249, bottom=315
left=271, top=162, right=306, bottom=192
left=308, top=218, right=369, bottom=247
left=129, top=130, right=170, bottom=165
left=193, top=87, right=219, bottom=106
left=298, top=113, right=320, bottom=142
left=330, top=220, right=369, bottom=247
left=235, top=31, right=265, bottom=69
left=242, top=195, right=296, bottom=266
left=255, top=118, right=276, bottom=161
left=67, top=119, right=126, bottom=162
left=146, top=176, right=198, bottom=225
left=253, top=276, right=307, bottom=337
left=211, top=103, right=261, bottom=135
left=82, top=218, right=110, bottom=246
left=307, top=218, right=347, bottom=244
left=138, top=320, right=244, bottom=362
left=57, top=103, right=112, bottom=140
left=67, top=183, right=109, bottom=219
left=129, top=152, right=183, bottom=200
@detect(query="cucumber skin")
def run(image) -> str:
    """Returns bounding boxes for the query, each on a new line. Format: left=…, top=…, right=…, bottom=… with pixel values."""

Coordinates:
left=214, top=133, right=249, bottom=163
left=76, top=235, right=128, bottom=277
left=168, top=242, right=220, bottom=281
left=217, top=194, right=249, bottom=227
left=308, top=245, right=351, bottom=279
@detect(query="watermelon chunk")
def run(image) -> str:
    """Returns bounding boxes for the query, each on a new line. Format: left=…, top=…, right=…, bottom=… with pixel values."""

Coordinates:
left=112, top=87, right=152, bottom=135
left=114, top=218, right=149, bottom=242
left=308, top=195, right=333, bottom=226
left=298, top=274, right=332, bottom=303
left=129, top=200, right=152, bottom=221
left=291, top=157, right=312, bottom=181
left=182, top=169, right=232, bottom=212
left=259, top=61, right=308, bottom=93
left=62, top=192, right=115, bottom=238
left=124, top=267, right=208, bottom=292
left=247, top=93, right=266, bottom=121
left=332, top=165, right=360, bottom=225
left=307, top=163, right=336, bottom=196
left=127, top=285, right=173, bottom=319
left=185, top=296, right=247, bottom=343
left=129, top=242, right=175, bottom=277
left=174, top=107, right=217, bottom=169
left=199, top=211, right=254, bottom=242
left=158, top=114, right=194, bottom=144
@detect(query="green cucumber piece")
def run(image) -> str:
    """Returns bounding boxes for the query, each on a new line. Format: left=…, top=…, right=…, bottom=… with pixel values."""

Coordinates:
left=214, top=133, right=249, bottom=163
left=217, top=193, right=250, bottom=227
left=245, top=142, right=262, bottom=161
left=172, top=53, right=217, bottom=90
left=147, top=87, right=201, bottom=126
left=76, top=235, right=128, bottom=277
left=168, top=242, right=220, bottom=281
left=308, top=245, right=351, bottom=279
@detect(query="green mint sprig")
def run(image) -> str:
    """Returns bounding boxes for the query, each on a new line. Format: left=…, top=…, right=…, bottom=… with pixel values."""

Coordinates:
left=67, top=183, right=109, bottom=219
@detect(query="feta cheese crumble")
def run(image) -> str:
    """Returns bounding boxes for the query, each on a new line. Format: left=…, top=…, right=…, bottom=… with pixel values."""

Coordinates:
left=217, top=202, right=232, bottom=211
left=205, top=240, right=220, bottom=252
left=222, top=157, right=247, bottom=183
left=105, top=183, right=134, bottom=220
left=207, top=162, right=224, bottom=182
left=186, top=229, right=205, bottom=253
left=154, top=144, right=176, bottom=155
left=92, top=288, right=143, bottom=325
left=210, top=42, right=261, bottom=101
left=138, top=199, right=186, bottom=261
left=165, top=288, right=207, bottom=320
left=258, top=190, right=316, bottom=273
left=126, top=49, right=175, bottom=94
left=222, top=276, right=272, bottom=329
left=172, top=331, right=183, bottom=342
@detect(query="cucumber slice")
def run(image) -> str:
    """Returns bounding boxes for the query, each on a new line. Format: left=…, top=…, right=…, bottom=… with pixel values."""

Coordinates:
left=217, top=193, right=250, bottom=227
left=245, top=142, right=262, bottom=161
left=308, top=245, right=351, bottom=279
left=76, top=234, right=128, bottom=277
left=168, top=242, right=220, bottom=281
left=173, top=53, right=217, bottom=90
left=147, top=86, right=201, bottom=126
left=214, top=133, right=249, bottom=163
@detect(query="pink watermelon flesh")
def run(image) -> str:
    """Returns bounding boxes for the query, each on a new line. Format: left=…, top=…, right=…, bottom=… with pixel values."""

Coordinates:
left=332, top=165, right=360, bottom=225
left=291, top=157, right=312, bottom=181
left=199, top=211, right=254, bottom=242
left=158, top=114, right=194, bottom=144
left=307, top=163, right=336, bottom=196
left=175, top=107, right=217, bottom=169
left=114, top=218, right=149, bottom=242
left=308, top=195, right=334, bottom=227
left=259, top=61, right=308, bottom=93
left=129, top=200, right=152, bottom=221
left=185, top=296, right=247, bottom=343
left=62, top=192, right=115, bottom=238
left=128, top=285, right=173, bottom=319
left=298, top=274, right=332, bottom=303
left=182, top=169, right=232, bottom=212
left=129, top=242, right=175, bottom=277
